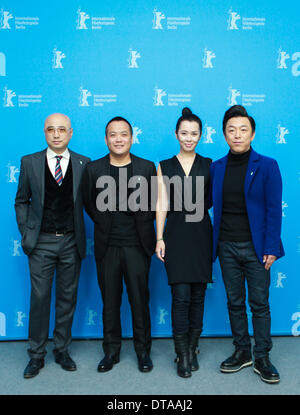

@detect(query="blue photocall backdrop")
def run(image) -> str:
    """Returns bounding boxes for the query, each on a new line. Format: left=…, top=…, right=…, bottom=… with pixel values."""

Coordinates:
left=1, top=0, right=300, bottom=340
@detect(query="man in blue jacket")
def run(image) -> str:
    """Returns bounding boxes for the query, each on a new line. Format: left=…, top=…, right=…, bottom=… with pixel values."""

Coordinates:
left=210, top=105, right=284, bottom=384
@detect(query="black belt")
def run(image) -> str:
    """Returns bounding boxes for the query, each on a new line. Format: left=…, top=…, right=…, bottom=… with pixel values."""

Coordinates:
left=42, top=230, right=74, bottom=237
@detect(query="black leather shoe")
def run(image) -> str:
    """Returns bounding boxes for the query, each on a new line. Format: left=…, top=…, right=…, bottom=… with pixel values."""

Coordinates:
left=55, top=351, right=77, bottom=371
left=137, top=354, right=153, bottom=373
left=24, top=358, right=44, bottom=378
left=97, top=354, right=120, bottom=372
left=220, top=349, right=253, bottom=373
left=253, top=357, right=280, bottom=383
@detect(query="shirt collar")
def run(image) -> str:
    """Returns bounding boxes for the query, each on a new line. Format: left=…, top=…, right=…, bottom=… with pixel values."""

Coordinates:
left=47, top=147, right=70, bottom=160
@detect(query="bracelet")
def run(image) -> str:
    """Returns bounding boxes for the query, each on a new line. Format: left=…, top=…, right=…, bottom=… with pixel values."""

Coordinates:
left=157, top=238, right=164, bottom=242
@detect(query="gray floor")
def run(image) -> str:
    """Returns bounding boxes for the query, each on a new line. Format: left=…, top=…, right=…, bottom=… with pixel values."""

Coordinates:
left=0, top=337, right=299, bottom=395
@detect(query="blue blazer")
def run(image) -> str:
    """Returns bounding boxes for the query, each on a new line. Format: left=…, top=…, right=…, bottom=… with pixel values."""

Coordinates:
left=210, top=148, right=285, bottom=264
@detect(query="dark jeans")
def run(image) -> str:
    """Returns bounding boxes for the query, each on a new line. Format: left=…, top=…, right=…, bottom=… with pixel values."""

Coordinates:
left=171, top=283, right=207, bottom=336
left=96, top=245, right=151, bottom=358
left=218, top=240, right=272, bottom=359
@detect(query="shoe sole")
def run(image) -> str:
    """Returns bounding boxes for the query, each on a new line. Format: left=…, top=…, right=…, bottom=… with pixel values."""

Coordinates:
left=57, top=365, right=77, bottom=371
left=24, top=371, right=41, bottom=379
left=220, top=360, right=253, bottom=373
left=253, top=367, right=280, bottom=383
left=178, top=372, right=192, bottom=378
left=139, top=366, right=153, bottom=373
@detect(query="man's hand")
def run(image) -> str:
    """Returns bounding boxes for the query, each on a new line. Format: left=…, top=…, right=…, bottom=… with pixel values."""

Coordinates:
left=263, top=255, right=277, bottom=270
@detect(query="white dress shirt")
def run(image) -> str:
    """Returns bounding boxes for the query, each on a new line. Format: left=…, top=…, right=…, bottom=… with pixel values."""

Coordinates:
left=46, top=148, right=70, bottom=179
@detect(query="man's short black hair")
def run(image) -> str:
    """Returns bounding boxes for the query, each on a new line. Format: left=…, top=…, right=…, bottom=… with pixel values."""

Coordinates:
left=105, top=116, right=133, bottom=136
left=223, top=105, right=256, bottom=134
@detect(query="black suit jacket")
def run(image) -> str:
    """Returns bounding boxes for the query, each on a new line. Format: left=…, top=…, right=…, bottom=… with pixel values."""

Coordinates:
left=14, top=148, right=91, bottom=259
left=82, top=153, right=157, bottom=260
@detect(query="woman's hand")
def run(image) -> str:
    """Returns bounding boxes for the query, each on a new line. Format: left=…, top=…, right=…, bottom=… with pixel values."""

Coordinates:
left=156, top=239, right=165, bottom=262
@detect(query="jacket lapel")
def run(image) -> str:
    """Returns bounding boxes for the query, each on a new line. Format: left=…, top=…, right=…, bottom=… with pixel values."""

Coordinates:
left=214, top=155, right=228, bottom=210
left=32, top=149, right=46, bottom=207
left=69, top=150, right=86, bottom=203
left=130, top=153, right=138, bottom=175
left=244, top=148, right=260, bottom=196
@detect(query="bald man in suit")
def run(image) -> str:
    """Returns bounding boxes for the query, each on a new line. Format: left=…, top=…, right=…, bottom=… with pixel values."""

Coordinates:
left=15, top=113, right=90, bottom=378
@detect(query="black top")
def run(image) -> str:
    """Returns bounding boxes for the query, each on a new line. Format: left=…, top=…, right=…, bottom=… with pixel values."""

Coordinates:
left=82, top=153, right=157, bottom=260
left=160, top=154, right=213, bottom=284
left=108, top=163, right=140, bottom=247
left=219, top=148, right=252, bottom=242
left=41, top=157, right=74, bottom=233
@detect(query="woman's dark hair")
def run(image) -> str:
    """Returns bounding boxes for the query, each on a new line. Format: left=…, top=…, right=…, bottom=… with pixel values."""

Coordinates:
left=105, top=116, right=133, bottom=136
left=222, top=105, right=256, bottom=133
left=175, top=107, right=202, bottom=134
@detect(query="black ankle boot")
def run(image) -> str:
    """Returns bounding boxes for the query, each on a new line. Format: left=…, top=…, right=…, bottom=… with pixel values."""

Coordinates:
left=253, top=356, right=280, bottom=383
left=173, top=334, right=192, bottom=378
left=189, top=329, right=201, bottom=371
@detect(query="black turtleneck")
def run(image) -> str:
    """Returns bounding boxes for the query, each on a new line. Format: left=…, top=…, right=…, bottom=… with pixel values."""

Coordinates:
left=219, top=148, right=252, bottom=242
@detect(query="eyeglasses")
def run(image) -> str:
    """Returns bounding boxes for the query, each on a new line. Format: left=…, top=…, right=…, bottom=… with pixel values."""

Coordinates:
left=45, top=126, right=71, bottom=135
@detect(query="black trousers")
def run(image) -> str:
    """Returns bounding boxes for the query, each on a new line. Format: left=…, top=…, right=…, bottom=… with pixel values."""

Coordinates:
left=27, top=232, right=81, bottom=359
left=171, top=283, right=207, bottom=336
left=218, top=240, right=272, bottom=359
left=96, top=245, right=151, bottom=357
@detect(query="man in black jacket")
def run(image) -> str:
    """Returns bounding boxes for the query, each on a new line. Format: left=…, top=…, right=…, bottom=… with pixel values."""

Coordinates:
left=15, top=113, right=90, bottom=378
left=82, top=116, right=156, bottom=373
